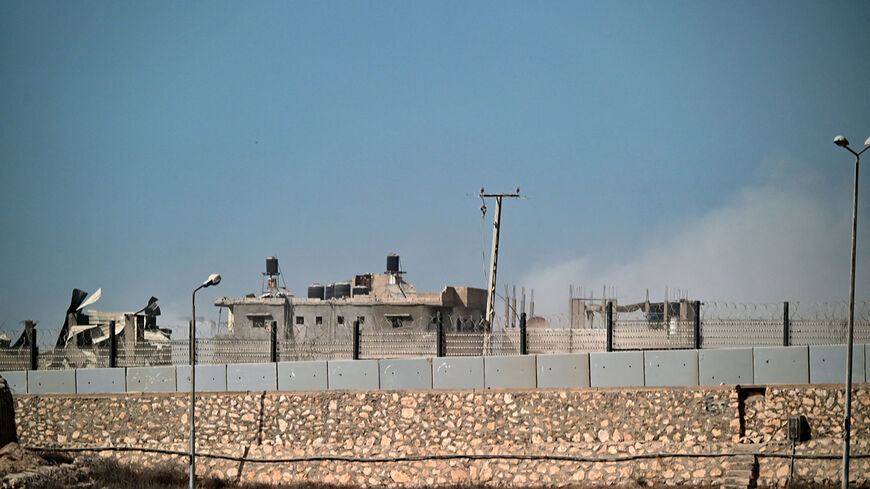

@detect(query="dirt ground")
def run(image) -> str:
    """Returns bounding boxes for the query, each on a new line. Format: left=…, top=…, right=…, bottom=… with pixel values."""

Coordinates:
left=0, top=443, right=53, bottom=478
left=2, top=448, right=866, bottom=489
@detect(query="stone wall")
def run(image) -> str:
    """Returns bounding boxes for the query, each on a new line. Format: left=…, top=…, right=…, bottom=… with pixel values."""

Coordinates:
left=13, top=385, right=870, bottom=487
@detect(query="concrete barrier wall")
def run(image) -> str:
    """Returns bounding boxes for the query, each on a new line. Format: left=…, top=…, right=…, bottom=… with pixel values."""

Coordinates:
left=698, top=348, right=753, bottom=385
left=0, top=371, right=27, bottom=395
left=328, top=359, right=379, bottom=390
left=227, top=363, right=277, bottom=392
left=809, top=345, right=866, bottom=384
left=380, top=358, right=432, bottom=390
left=753, top=346, right=809, bottom=384
left=76, top=367, right=125, bottom=394
left=177, top=364, right=226, bottom=392
left=536, top=354, right=590, bottom=388
left=484, top=355, right=536, bottom=389
left=433, top=356, right=484, bottom=389
left=644, top=350, right=698, bottom=387
left=27, top=370, right=75, bottom=394
left=590, top=351, right=644, bottom=387
left=127, top=366, right=176, bottom=393
left=277, top=361, right=327, bottom=391
left=6, top=344, right=870, bottom=394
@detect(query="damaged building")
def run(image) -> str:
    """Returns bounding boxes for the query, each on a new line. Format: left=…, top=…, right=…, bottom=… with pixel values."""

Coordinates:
left=50, top=288, right=171, bottom=367
left=214, top=255, right=487, bottom=340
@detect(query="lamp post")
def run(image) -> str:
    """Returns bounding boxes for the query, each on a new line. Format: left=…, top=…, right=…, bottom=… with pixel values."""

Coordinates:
left=833, top=135, right=868, bottom=489
left=190, top=273, right=221, bottom=489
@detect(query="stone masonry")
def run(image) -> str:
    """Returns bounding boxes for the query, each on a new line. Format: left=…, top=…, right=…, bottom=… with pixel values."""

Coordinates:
left=13, top=385, right=870, bottom=487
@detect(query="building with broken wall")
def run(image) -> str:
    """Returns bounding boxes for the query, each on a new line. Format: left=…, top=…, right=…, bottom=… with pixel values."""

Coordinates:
left=214, top=255, right=487, bottom=341
left=46, top=289, right=170, bottom=368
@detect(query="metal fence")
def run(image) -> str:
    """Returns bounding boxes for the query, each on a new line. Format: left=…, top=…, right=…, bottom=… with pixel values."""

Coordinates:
left=2, top=301, right=869, bottom=370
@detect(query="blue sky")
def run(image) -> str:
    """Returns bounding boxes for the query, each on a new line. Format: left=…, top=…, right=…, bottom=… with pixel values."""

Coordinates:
left=2, top=2, right=869, bottom=338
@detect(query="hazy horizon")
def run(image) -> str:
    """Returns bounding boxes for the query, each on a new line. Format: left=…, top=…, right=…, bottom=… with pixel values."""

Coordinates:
left=2, top=2, right=869, bottom=340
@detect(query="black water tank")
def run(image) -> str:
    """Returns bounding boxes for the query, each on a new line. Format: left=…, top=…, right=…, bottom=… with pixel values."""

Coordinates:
left=334, top=281, right=351, bottom=299
left=266, top=256, right=279, bottom=276
left=308, top=284, right=325, bottom=300
left=386, top=254, right=400, bottom=273
left=352, top=285, right=369, bottom=297
left=325, top=283, right=335, bottom=300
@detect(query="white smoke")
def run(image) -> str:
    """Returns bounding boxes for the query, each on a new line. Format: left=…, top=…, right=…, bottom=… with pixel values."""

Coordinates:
left=522, top=169, right=868, bottom=315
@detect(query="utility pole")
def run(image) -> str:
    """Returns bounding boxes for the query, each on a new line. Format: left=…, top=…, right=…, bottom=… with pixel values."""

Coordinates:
left=480, top=187, right=521, bottom=335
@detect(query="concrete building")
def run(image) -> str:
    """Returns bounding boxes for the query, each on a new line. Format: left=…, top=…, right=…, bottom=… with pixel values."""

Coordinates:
left=214, top=255, right=487, bottom=340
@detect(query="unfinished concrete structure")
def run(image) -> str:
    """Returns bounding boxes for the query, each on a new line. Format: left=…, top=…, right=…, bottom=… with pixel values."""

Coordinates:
left=567, top=286, right=697, bottom=329
left=214, top=255, right=487, bottom=340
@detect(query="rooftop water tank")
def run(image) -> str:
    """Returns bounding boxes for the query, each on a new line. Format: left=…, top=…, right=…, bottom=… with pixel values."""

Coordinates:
left=308, top=284, right=325, bottom=300
left=334, top=281, right=351, bottom=299
left=266, top=256, right=279, bottom=276
left=352, top=285, right=369, bottom=297
left=325, top=283, right=335, bottom=300
left=386, top=254, right=400, bottom=273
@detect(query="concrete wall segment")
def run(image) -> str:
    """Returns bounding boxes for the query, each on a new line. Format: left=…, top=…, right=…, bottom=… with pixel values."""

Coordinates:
left=432, top=356, right=484, bottom=389
left=809, top=345, right=866, bottom=384
left=176, top=364, right=227, bottom=392
left=698, top=348, right=753, bottom=385
left=227, top=363, right=277, bottom=391
left=277, top=361, right=327, bottom=391
left=379, top=358, right=432, bottom=390
left=536, top=353, right=590, bottom=388
left=328, top=359, right=379, bottom=390
left=753, top=346, right=809, bottom=384
left=643, top=350, right=698, bottom=387
left=126, top=366, right=177, bottom=392
left=76, top=368, right=125, bottom=394
left=27, top=370, right=75, bottom=394
left=589, top=351, right=644, bottom=387
left=0, top=371, right=26, bottom=395
left=483, top=355, right=536, bottom=389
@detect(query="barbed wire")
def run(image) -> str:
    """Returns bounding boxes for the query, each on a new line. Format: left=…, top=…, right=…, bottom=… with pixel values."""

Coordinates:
left=701, top=302, right=783, bottom=321
left=2, top=303, right=870, bottom=370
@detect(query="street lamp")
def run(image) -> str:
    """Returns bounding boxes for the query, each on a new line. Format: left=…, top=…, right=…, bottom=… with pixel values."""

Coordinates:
left=190, top=273, right=220, bottom=489
left=833, top=134, right=868, bottom=489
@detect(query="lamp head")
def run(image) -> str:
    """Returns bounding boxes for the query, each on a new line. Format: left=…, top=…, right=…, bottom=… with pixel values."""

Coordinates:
left=865, top=136, right=870, bottom=147
left=834, top=135, right=850, bottom=147
left=202, top=274, right=221, bottom=288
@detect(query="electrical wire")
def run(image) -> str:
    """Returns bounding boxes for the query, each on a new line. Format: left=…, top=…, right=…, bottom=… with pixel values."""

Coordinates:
left=25, top=445, right=870, bottom=464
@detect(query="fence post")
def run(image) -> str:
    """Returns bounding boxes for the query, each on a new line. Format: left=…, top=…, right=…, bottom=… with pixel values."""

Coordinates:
left=520, top=312, right=528, bottom=355
left=436, top=312, right=445, bottom=357
left=270, top=321, right=278, bottom=363
left=352, top=320, right=360, bottom=360
left=693, top=300, right=701, bottom=350
left=28, top=326, right=38, bottom=371
left=109, top=320, right=117, bottom=368
left=783, top=301, right=790, bottom=347
left=606, top=301, right=613, bottom=352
